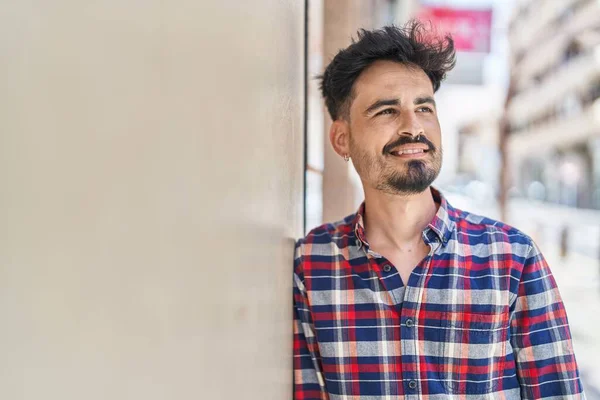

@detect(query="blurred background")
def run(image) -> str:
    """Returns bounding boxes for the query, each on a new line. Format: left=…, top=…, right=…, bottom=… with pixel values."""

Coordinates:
left=0, top=0, right=598, bottom=398
left=306, top=0, right=600, bottom=396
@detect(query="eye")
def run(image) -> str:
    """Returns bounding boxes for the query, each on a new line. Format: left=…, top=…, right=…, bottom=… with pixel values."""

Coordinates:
left=376, top=108, right=397, bottom=116
left=417, top=106, right=434, bottom=113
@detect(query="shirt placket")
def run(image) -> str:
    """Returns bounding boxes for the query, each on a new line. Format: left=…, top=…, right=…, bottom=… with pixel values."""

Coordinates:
left=359, top=241, right=406, bottom=397
left=400, top=229, right=443, bottom=398
left=358, top=227, right=445, bottom=398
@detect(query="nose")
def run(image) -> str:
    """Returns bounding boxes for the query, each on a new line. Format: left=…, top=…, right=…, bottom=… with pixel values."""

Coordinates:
left=396, top=111, right=424, bottom=137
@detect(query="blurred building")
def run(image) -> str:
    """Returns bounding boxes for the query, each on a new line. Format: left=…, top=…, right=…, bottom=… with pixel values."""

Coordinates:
left=425, top=0, right=513, bottom=213
left=506, top=0, right=600, bottom=210
left=456, top=111, right=502, bottom=201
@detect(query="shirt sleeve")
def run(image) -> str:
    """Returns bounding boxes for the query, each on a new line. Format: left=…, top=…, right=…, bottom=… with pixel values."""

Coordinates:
left=293, top=240, right=329, bottom=400
left=510, top=238, right=585, bottom=399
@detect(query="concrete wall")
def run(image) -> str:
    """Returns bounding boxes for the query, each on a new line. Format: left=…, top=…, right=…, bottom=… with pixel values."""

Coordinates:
left=0, top=1, right=304, bottom=399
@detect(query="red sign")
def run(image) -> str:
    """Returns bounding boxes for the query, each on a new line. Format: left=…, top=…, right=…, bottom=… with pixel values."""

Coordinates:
left=416, top=7, right=492, bottom=53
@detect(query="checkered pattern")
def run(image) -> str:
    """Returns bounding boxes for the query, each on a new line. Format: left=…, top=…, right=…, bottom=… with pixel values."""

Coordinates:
left=293, top=187, right=585, bottom=399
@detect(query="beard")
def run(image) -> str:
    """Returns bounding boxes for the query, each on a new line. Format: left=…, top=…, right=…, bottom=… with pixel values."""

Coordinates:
left=350, top=134, right=443, bottom=196
left=377, top=157, right=441, bottom=194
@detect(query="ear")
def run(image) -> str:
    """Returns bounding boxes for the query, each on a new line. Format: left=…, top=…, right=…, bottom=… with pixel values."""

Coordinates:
left=329, top=119, right=350, bottom=158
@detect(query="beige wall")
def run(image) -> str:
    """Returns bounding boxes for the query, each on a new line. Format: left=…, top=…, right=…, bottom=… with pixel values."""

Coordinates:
left=0, top=1, right=304, bottom=399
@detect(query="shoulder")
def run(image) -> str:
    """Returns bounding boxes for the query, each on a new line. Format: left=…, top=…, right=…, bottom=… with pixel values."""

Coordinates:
left=451, top=206, right=534, bottom=259
left=296, top=212, right=356, bottom=249
left=294, top=212, right=356, bottom=274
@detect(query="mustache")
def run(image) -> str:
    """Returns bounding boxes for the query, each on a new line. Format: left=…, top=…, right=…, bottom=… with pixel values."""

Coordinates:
left=382, top=134, right=435, bottom=155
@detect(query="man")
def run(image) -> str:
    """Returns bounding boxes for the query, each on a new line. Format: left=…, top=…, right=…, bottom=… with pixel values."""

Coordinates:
left=293, top=22, right=584, bottom=399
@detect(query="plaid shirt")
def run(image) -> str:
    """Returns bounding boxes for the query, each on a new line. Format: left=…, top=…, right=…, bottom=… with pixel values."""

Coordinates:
left=293, top=187, right=584, bottom=399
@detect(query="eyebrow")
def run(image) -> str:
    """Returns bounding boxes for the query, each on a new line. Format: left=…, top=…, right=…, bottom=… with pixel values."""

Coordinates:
left=363, top=98, right=399, bottom=115
left=364, top=96, right=436, bottom=115
left=414, top=96, right=436, bottom=108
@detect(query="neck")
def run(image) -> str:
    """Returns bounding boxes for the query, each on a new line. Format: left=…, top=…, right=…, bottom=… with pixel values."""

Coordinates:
left=362, top=186, right=438, bottom=250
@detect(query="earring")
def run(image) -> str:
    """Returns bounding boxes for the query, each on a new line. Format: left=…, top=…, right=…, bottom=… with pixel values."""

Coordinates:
left=343, top=154, right=350, bottom=162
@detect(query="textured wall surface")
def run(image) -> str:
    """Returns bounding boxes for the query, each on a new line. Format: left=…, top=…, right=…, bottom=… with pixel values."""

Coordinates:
left=0, top=1, right=304, bottom=398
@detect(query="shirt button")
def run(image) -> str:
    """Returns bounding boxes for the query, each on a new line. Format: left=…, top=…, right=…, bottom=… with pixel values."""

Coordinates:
left=408, top=380, right=417, bottom=389
left=405, top=318, right=414, bottom=327
left=383, top=265, right=392, bottom=272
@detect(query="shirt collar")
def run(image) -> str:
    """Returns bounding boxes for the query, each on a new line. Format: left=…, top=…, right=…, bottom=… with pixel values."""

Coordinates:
left=353, top=186, right=456, bottom=248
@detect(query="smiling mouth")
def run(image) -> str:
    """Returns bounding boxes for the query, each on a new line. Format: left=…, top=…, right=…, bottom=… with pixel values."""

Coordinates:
left=390, top=148, right=428, bottom=156
left=389, top=148, right=430, bottom=158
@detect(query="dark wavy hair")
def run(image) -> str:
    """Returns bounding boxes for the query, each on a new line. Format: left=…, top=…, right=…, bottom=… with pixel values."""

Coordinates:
left=318, top=20, right=456, bottom=121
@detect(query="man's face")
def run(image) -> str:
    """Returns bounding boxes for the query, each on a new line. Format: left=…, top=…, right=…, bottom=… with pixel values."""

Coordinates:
left=346, top=60, right=443, bottom=195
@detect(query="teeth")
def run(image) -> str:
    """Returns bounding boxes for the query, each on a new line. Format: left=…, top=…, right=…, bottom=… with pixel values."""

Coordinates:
left=395, top=149, right=424, bottom=155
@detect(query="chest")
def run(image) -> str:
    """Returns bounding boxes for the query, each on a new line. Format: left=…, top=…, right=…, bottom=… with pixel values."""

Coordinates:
left=377, top=242, right=431, bottom=284
left=305, top=239, right=514, bottom=309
